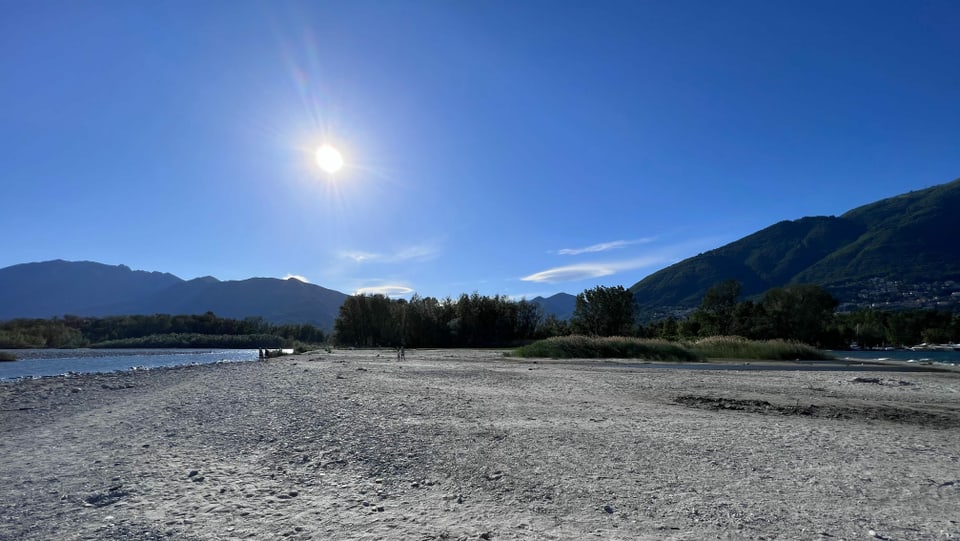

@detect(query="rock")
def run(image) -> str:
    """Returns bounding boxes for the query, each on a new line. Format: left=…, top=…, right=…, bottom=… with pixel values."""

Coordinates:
left=603, top=505, right=614, bottom=514
left=84, top=487, right=128, bottom=507
left=485, top=471, right=503, bottom=481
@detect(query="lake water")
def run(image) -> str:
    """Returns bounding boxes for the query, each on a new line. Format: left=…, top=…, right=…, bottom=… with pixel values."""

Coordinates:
left=2, top=347, right=957, bottom=381
left=0, top=349, right=260, bottom=380
left=830, top=349, right=960, bottom=366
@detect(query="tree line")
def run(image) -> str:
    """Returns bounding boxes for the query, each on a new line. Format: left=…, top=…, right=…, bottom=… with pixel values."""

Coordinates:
left=642, top=280, right=960, bottom=348
left=4, top=285, right=956, bottom=351
left=333, top=293, right=542, bottom=347
left=0, top=312, right=327, bottom=349
left=333, top=282, right=960, bottom=349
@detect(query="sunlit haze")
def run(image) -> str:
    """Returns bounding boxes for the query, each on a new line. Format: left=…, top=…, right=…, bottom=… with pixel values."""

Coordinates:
left=1, top=2, right=958, bottom=300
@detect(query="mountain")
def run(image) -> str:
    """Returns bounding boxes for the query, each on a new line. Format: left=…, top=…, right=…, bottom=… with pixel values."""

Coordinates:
left=529, top=292, right=576, bottom=320
left=0, top=260, right=182, bottom=319
left=0, top=260, right=349, bottom=329
left=629, top=178, right=960, bottom=318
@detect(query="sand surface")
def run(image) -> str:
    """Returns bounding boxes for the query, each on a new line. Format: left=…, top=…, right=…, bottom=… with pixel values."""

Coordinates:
left=2, top=349, right=959, bottom=540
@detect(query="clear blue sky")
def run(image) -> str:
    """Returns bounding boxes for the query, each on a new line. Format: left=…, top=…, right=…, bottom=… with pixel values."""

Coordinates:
left=2, top=1, right=959, bottom=300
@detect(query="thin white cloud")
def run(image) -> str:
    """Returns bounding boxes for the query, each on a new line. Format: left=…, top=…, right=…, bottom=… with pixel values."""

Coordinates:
left=392, top=244, right=438, bottom=262
left=556, top=238, right=654, bottom=256
left=338, top=243, right=439, bottom=264
left=521, top=256, right=668, bottom=284
left=355, top=285, right=414, bottom=297
left=340, top=251, right=379, bottom=263
left=521, top=264, right=617, bottom=283
left=284, top=274, right=309, bottom=283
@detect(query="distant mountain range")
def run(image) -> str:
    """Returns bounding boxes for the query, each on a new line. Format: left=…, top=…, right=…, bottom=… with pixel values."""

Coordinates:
left=0, top=260, right=348, bottom=329
left=0, top=260, right=578, bottom=328
left=629, top=178, right=960, bottom=318
left=528, top=293, right=577, bottom=320
left=3, top=179, right=958, bottom=328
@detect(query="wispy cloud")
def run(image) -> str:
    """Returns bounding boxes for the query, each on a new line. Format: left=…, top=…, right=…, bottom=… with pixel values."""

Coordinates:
left=283, top=274, right=309, bottom=283
left=355, top=285, right=414, bottom=297
left=392, top=244, right=438, bottom=262
left=521, top=256, right=668, bottom=284
left=555, top=238, right=654, bottom=256
left=338, top=243, right=439, bottom=264
left=340, top=251, right=379, bottom=263
left=521, top=264, right=616, bottom=283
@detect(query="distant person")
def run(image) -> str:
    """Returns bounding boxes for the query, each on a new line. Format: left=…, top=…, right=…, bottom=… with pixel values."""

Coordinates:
left=400, top=346, right=406, bottom=361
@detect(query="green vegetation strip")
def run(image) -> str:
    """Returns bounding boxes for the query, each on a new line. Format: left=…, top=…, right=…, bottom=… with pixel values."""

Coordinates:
left=511, top=336, right=701, bottom=361
left=686, top=336, right=833, bottom=360
left=511, top=335, right=831, bottom=361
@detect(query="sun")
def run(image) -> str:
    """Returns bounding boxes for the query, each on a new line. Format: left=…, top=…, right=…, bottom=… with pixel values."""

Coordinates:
left=315, top=144, right=344, bottom=174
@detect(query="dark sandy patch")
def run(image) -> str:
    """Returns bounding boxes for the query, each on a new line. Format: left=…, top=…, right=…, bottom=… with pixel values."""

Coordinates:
left=673, top=394, right=960, bottom=429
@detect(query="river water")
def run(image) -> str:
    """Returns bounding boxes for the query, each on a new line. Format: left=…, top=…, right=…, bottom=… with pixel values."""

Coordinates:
left=2, top=347, right=957, bottom=381
left=830, top=349, right=960, bottom=366
left=0, top=349, right=260, bottom=380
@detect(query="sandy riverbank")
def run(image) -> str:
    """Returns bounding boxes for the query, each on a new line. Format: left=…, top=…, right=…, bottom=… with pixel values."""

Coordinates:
left=2, top=349, right=959, bottom=540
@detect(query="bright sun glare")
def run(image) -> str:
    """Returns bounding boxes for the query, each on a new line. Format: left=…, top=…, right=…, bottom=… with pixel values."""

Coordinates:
left=315, top=144, right=344, bottom=174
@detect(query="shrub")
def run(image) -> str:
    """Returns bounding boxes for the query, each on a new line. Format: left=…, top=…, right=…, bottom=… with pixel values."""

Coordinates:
left=91, top=333, right=286, bottom=349
left=686, top=336, right=832, bottom=360
left=510, top=335, right=703, bottom=362
left=510, top=335, right=832, bottom=361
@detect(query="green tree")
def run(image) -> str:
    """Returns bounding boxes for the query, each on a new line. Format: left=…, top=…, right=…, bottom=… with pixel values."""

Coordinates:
left=756, top=284, right=838, bottom=345
left=537, top=314, right=571, bottom=338
left=571, top=285, right=635, bottom=336
left=659, top=317, right=679, bottom=340
left=690, top=280, right=742, bottom=336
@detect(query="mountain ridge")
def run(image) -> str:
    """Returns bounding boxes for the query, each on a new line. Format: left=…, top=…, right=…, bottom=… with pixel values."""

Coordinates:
left=5, top=179, right=959, bottom=329
left=629, top=178, right=960, bottom=318
left=529, top=292, right=577, bottom=320
left=0, top=260, right=348, bottom=329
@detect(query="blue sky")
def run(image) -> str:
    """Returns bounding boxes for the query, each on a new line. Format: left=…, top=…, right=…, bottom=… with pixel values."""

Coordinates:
left=2, top=1, right=959, bottom=300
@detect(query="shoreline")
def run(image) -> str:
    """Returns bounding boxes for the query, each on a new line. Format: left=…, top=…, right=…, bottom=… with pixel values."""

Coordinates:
left=2, top=349, right=959, bottom=540
left=4, top=346, right=959, bottom=384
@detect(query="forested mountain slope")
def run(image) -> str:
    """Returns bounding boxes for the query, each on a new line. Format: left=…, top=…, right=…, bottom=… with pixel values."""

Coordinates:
left=629, top=178, right=960, bottom=317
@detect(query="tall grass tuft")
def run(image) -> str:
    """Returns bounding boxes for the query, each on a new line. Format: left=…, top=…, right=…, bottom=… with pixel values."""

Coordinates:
left=510, top=335, right=703, bottom=362
left=510, top=335, right=832, bottom=361
left=686, top=336, right=832, bottom=360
